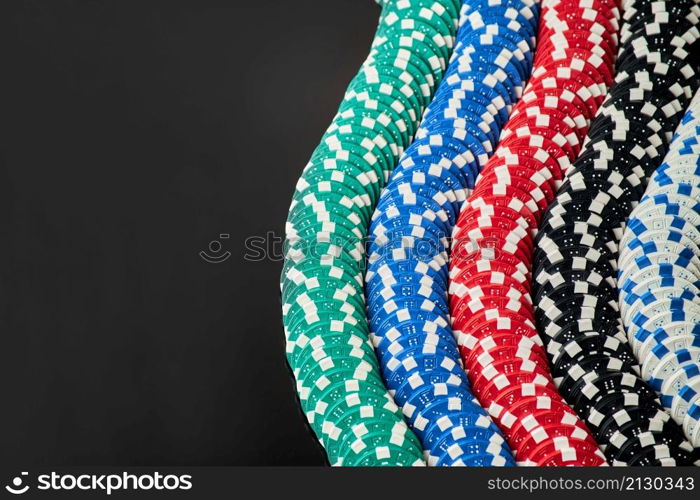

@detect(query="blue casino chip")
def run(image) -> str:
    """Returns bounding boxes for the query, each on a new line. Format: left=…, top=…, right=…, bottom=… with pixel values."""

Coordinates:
left=363, top=0, right=539, bottom=465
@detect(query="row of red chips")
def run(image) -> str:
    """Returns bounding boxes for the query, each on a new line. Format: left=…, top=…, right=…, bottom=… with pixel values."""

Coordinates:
left=447, top=0, right=621, bottom=465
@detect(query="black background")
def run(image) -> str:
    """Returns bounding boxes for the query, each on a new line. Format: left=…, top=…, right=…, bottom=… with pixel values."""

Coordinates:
left=0, top=0, right=379, bottom=466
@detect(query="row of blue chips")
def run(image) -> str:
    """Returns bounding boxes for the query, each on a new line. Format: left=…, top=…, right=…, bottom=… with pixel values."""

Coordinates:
left=619, top=89, right=700, bottom=450
left=282, top=0, right=463, bottom=466
left=363, top=0, right=539, bottom=466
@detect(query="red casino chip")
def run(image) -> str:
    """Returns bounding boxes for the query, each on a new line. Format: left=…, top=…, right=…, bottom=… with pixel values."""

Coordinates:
left=489, top=146, right=571, bottom=200
left=470, top=359, right=551, bottom=394
left=535, top=48, right=614, bottom=88
left=451, top=239, right=531, bottom=273
left=490, top=142, right=564, bottom=181
left=538, top=26, right=616, bottom=52
left=450, top=256, right=530, bottom=285
left=522, top=439, right=605, bottom=466
left=469, top=182, right=541, bottom=219
left=489, top=386, right=566, bottom=422
left=450, top=246, right=531, bottom=281
left=451, top=245, right=532, bottom=280
left=517, top=423, right=600, bottom=459
left=451, top=219, right=532, bottom=253
left=452, top=296, right=534, bottom=326
left=451, top=248, right=531, bottom=279
left=519, top=90, right=592, bottom=134
left=452, top=215, right=533, bottom=250
left=494, top=137, right=570, bottom=181
left=450, top=254, right=530, bottom=281
left=467, top=343, right=550, bottom=371
left=453, top=307, right=536, bottom=339
left=541, top=13, right=619, bottom=46
left=543, top=0, right=620, bottom=9
left=509, top=400, right=588, bottom=438
left=529, top=62, right=606, bottom=106
left=524, top=68, right=600, bottom=114
left=464, top=340, right=548, bottom=375
left=500, top=123, right=580, bottom=159
left=434, top=0, right=613, bottom=467
left=508, top=399, right=599, bottom=438
left=494, top=390, right=572, bottom=430
left=455, top=211, right=532, bottom=235
left=453, top=270, right=531, bottom=299
left=513, top=424, right=593, bottom=458
left=457, top=202, right=536, bottom=234
left=455, top=320, right=541, bottom=358
left=485, top=357, right=552, bottom=379
left=468, top=195, right=539, bottom=229
left=456, top=215, right=533, bottom=248
left=452, top=293, right=533, bottom=319
left=487, top=142, right=564, bottom=179
left=455, top=230, right=531, bottom=267
left=536, top=448, right=607, bottom=466
left=504, top=112, right=582, bottom=152
left=451, top=281, right=532, bottom=308
left=541, top=5, right=620, bottom=34
left=454, top=309, right=537, bottom=340
left=466, top=333, right=545, bottom=360
left=536, top=30, right=615, bottom=66
left=449, top=272, right=532, bottom=311
left=450, top=238, right=531, bottom=271
left=483, top=156, right=561, bottom=198
left=516, top=427, right=596, bottom=460
left=473, top=368, right=556, bottom=406
left=512, top=95, right=588, bottom=131
left=544, top=0, right=620, bottom=19
left=539, top=15, right=619, bottom=49
left=476, top=167, right=554, bottom=207
left=525, top=69, right=601, bottom=112
left=465, top=331, right=546, bottom=358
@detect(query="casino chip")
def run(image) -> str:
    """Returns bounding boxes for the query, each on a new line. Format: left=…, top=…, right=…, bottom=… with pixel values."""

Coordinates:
left=363, top=0, right=547, bottom=466
left=281, top=0, right=462, bottom=466
left=445, top=0, right=616, bottom=465
left=531, top=0, right=700, bottom=465
left=287, top=0, right=700, bottom=467
left=619, top=90, right=700, bottom=451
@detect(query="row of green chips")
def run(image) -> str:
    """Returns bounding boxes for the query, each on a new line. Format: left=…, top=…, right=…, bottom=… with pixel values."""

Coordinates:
left=280, top=0, right=462, bottom=466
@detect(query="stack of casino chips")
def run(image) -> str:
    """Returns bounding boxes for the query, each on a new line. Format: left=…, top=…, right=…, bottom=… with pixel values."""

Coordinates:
left=531, top=0, right=700, bottom=465
left=364, top=0, right=542, bottom=466
left=448, top=0, right=616, bottom=465
left=281, top=0, right=461, bottom=466
left=618, top=89, right=700, bottom=450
